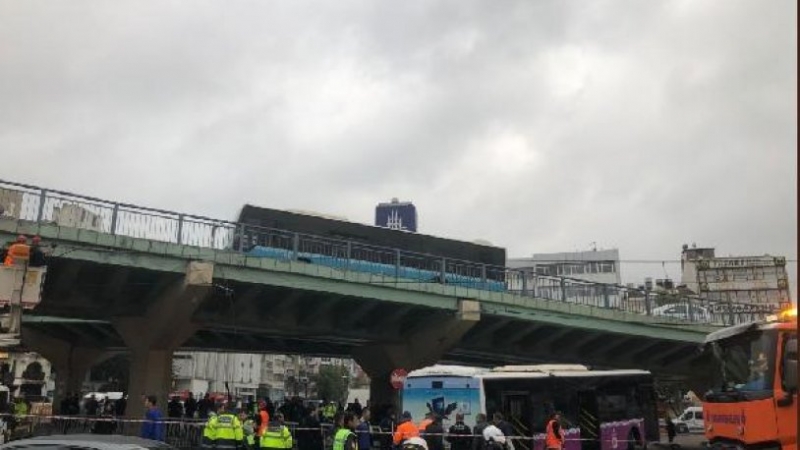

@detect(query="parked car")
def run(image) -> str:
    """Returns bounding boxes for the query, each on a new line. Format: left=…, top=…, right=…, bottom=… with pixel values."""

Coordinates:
left=672, top=406, right=704, bottom=434
left=651, top=303, right=711, bottom=322
left=0, top=434, right=172, bottom=449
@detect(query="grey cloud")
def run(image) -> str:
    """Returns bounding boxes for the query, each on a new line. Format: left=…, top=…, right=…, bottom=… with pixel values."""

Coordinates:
left=0, top=0, right=795, bottom=296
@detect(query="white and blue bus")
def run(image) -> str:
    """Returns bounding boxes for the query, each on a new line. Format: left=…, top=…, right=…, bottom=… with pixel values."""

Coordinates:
left=401, top=364, right=659, bottom=450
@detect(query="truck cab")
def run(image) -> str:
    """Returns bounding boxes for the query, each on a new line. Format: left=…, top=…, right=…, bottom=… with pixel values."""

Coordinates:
left=702, top=308, right=797, bottom=450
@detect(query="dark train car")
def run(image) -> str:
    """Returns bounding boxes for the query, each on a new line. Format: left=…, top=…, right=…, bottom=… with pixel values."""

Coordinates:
left=235, top=204, right=506, bottom=267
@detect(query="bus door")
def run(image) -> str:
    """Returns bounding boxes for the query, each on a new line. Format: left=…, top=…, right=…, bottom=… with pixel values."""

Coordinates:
left=577, top=390, right=600, bottom=450
left=501, top=392, right=532, bottom=450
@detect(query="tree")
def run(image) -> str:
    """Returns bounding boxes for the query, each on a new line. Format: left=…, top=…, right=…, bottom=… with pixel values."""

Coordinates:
left=313, top=365, right=349, bottom=404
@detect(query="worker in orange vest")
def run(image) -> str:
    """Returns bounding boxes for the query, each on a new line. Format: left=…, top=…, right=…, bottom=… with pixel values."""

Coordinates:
left=257, top=400, right=270, bottom=437
left=3, top=236, right=30, bottom=266
left=545, top=412, right=565, bottom=450
left=393, top=411, right=420, bottom=446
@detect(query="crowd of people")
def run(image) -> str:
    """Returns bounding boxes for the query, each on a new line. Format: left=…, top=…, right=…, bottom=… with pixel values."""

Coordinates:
left=136, top=394, right=566, bottom=450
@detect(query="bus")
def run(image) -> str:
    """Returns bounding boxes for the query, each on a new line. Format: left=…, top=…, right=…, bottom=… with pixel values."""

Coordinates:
left=402, top=364, right=660, bottom=450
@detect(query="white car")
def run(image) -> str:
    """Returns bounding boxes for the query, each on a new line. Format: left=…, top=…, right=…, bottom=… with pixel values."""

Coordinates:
left=651, top=303, right=711, bottom=322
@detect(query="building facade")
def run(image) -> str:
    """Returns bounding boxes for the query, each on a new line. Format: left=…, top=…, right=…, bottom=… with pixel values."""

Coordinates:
left=680, top=244, right=791, bottom=310
left=507, top=249, right=623, bottom=307
left=375, top=198, right=417, bottom=232
left=173, top=351, right=364, bottom=402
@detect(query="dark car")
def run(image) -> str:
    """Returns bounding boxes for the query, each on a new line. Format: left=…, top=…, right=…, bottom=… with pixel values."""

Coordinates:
left=0, top=434, right=173, bottom=449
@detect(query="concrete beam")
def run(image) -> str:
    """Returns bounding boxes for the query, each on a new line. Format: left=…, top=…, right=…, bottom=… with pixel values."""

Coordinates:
left=113, top=260, right=213, bottom=418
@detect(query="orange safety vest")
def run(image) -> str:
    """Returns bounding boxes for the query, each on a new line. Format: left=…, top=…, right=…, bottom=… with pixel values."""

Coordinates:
left=393, top=421, right=420, bottom=445
left=4, top=243, right=30, bottom=266
left=258, top=410, right=270, bottom=436
left=545, top=419, right=563, bottom=450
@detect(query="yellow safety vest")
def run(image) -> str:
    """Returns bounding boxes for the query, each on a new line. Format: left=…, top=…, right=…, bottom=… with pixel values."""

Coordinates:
left=212, top=413, right=244, bottom=448
left=260, top=423, right=293, bottom=449
left=333, top=428, right=355, bottom=450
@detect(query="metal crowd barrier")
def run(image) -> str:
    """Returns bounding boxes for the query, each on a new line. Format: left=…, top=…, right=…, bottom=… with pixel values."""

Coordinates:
left=3, top=414, right=652, bottom=450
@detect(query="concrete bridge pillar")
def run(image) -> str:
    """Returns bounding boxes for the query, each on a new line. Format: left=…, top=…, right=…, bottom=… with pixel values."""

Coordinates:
left=353, top=299, right=480, bottom=412
left=22, top=328, right=112, bottom=408
left=113, top=261, right=214, bottom=418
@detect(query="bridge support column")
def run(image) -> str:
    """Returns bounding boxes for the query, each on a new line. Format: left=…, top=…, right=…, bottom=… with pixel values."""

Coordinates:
left=21, top=328, right=112, bottom=407
left=113, top=261, right=214, bottom=418
left=353, top=299, right=480, bottom=412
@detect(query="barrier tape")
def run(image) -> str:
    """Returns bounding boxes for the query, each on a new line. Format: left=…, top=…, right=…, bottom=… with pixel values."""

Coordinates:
left=0, top=414, right=651, bottom=443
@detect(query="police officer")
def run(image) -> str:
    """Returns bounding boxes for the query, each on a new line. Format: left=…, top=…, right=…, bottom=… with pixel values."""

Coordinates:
left=260, top=413, right=293, bottom=450
left=333, top=412, right=358, bottom=450
left=213, top=404, right=244, bottom=449
left=202, top=411, right=218, bottom=449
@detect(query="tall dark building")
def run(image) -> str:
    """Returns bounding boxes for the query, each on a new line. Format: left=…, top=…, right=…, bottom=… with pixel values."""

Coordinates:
left=375, top=198, right=417, bottom=232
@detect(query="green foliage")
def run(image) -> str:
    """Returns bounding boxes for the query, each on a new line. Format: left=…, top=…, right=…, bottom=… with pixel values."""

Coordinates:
left=313, top=365, right=349, bottom=404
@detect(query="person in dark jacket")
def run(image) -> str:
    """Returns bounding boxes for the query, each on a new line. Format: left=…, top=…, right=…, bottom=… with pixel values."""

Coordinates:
left=297, top=406, right=323, bottom=450
left=184, top=392, right=198, bottom=419
left=471, top=414, right=488, bottom=450
left=422, top=415, right=444, bottom=450
left=447, top=413, right=472, bottom=450
left=356, top=408, right=372, bottom=450
left=167, top=396, right=183, bottom=418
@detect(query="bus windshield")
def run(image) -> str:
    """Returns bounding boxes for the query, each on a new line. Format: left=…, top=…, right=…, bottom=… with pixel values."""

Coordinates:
left=708, top=329, right=777, bottom=398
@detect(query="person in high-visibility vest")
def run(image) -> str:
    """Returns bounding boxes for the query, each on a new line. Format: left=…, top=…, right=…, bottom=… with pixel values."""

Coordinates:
left=393, top=411, right=419, bottom=446
left=4, top=236, right=29, bottom=266
left=239, top=411, right=256, bottom=449
left=260, top=413, right=293, bottom=450
left=212, top=405, right=244, bottom=449
left=322, top=401, right=337, bottom=423
left=332, top=412, right=358, bottom=450
left=202, top=412, right=218, bottom=449
left=545, top=412, right=564, bottom=450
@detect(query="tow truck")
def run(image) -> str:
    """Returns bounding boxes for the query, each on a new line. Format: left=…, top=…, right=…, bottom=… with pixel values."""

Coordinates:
left=702, top=307, right=797, bottom=450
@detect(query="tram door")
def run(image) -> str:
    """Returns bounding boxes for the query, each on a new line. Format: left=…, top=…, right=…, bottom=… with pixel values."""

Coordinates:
left=577, top=390, right=600, bottom=450
left=502, top=392, right=532, bottom=450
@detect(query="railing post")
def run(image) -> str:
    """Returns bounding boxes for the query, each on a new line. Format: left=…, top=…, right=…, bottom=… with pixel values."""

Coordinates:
left=292, top=233, right=300, bottom=260
left=521, top=271, right=528, bottom=296
left=36, top=189, right=48, bottom=222
left=176, top=214, right=185, bottom=245
left=560, top=278, right=567, bottom=302
left=440, top=258, right=447, bottom=284
left=687, top=297, right=695, bottom=322
left=395, top=250, right=401, bottom=278
left=237, top=225, right=246, bottom=252
left=480, top=264, right=487, bottom=285
left=346, top=241, right=352, bottom=271
left=645, top=291, right=651, bottom=315
left=603, top=284, right=610, bottom=309
left=110, top=203, right=119, bottom=235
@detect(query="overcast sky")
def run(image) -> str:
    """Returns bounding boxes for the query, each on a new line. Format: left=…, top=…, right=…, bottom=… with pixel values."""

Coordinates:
left=0, top=1, right=796, bottom=296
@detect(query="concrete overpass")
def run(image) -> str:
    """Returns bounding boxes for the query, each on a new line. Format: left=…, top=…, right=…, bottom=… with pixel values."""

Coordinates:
left=0, top=179, right=758, bottom=415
